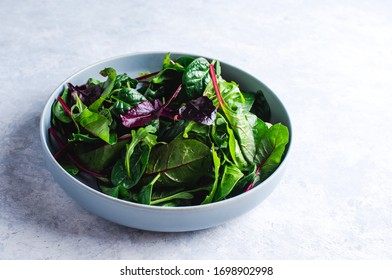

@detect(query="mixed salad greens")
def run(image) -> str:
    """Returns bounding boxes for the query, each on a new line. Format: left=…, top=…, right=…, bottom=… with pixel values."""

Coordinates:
left=49, top=53, right=289, bottom=206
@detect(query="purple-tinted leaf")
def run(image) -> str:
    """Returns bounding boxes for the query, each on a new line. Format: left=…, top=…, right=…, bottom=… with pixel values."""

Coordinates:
left=179, top=96, right=217, bottom=126
left=120, top=99, right=163, bottom=129
left=68, top=83, right=102, bottom=106
left=120, top=84, right=182, bottom=128
left=160, top=106, right=178, bottom=120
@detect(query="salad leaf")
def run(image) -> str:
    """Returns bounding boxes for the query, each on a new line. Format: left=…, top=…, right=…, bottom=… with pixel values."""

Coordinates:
left=183, top=57, right=211, bottom=98
left=87, top=77, right=102, bottom=87
left=71, top=94, right=116, bottom=144
left=113, top=73, right=138, bottom=90
left=175, top=56, right=195, bottom=68
left=226, top=119, right=249, bottom=169
left=100, top=184, right=129, bottom=199
left=182, top=120, right=210, bottom=145
left=100, top=185, right=121, bottom=198
left=124, top=125, right=157, bottom=177
left=111, top=144, right=150, bottom=190
left=250, top=89, right=271, bottom=122
left=89, top=67, right=117, bottom=111
left=110, top=154, right=133, bottom=190
left=57, top=157, right=79, bottom=176
left=112, top=87, right=147, bottom=116
left=253, top=123, right=289, bottom=182
left=128, top=143, right=151, bottom=177
left=213, top=163, right=244, bottom=201
left=151, top=53, right=186, bottom=84
left=120, top=83, right=183, bottom=129
left=138, top=174, right=161, bottom=205
left=179, top=96, right=217, bottom=126
left=241, top=91, right=255, bottom=112
left=52, top=88, right=72, bottom=124
left=110, top=125, right=157, bottom=190
left=70, top=133, right=100, bottom=143
left=246, top=112, right=269, bottom=145
left=211, top=112, right=248, bottom=169
left=145, top=138, right=212, bottom=187
left=230, top=164, right=257, bottom=196
left=206, top=79, right=247, bottom=111
left=158, top=119, right=189, bottom=142
left=75, top=139, right=128, bottom=172
left=68, top=82, right=102, bottom=106
left=140, top=84, right=166, bottom=101
left=120, top=99, right=163, bottom=129
left=150, top=190, right=193, bottom=206
left=202, top=146, right=221, bottom=204
left=150, top=185, right=211, bottom=206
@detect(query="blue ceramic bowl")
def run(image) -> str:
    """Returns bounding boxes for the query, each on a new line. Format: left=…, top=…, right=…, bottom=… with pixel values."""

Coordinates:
left=40, top=52, right=292, bottom=232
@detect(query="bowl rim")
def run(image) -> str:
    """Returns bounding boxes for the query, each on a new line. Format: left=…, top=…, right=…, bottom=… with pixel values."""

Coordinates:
left=39, top=51, right=293, bottom=212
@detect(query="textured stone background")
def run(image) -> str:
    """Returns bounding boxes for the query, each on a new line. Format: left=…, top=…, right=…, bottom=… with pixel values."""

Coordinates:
left=1, top=0, right=391, bottom=259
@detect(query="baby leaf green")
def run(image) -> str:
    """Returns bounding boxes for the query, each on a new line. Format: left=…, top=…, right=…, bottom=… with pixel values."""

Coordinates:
left=71, top=94, right=116, bottom=144
left=52, top=88, right=72, bottom=124
left=75, top=140, right=128, bottom=172
left=183, top=57, right=211, bottom=98
left=214, top=164, right=244, bottom=202
left=202, top=146, right=221, bottom=204
left=145, top=138, right=212, bottom=187
left=89, top=67, right=117, bottom=112
left=138, top=174, right=161, bottom=205
left=254, top=123, right=289, bottom=182
left=112, top=88, right=147, bottom=116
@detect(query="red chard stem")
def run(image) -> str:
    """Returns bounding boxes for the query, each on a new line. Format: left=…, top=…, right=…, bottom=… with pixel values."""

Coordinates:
left=57, top=96, right=73, bottom=119
left=49, top=126, right=107, bottom=178
left=164, top=84, right=182, bottom=108
left=209, top=64, right=224, bottom=108
left=48, top=126, right=65, bottom=147
left=135, top=71, right=160, bottom=81
left=67, top=155, right=107, bottom=178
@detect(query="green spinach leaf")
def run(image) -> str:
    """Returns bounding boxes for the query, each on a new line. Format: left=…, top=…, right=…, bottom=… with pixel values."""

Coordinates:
left=138, top=174, right=161, bottom=205
left=112, top=87, right=147, bottom=116
left=113, top=73, right=138, bottom=90
left=52, top=88, right=72, bottom=124
left=182, top=120, right=210, bottom=145
left=110, top=125, right=157, bottom=189
left=100, top=184, right=129, bottom=199
left=145, top=138, right=212, bottom=187
left=250, top=89, right=271, bottom=122
left=158, top=119, right=189, bottom=142
left=254, top=123, right=289, bottom=182
left=183, top=57, right=211, bottom=98
left=202, top=146, right=221, bottom=204
left=213, top=163, right=244, bottom=201
left=175, top=56, right=195, bottom=68
left=150, top=190, right=193, bottom=205
left=75, top=140, right=128, bottom=172
left=71, top=94, right=116, bottom=144
left=110, top=144, right=150, bottom=191
left=211, top=112, right=248, bottom=169
left=89, top=67, right=117, bottom=111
